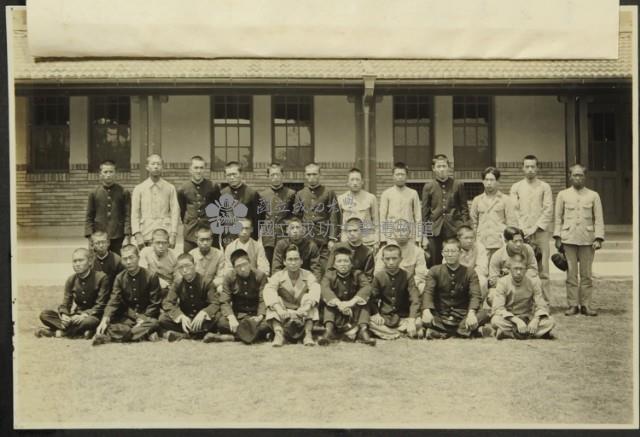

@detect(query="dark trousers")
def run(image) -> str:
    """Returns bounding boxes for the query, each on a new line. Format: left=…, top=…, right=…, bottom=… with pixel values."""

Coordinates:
left=183, top=239, right=198, bottom=254
left=427, top=235, right=444, bottom=268
left=110, top=237, right=125, bottom=256
left=323, top=304, right=370, bottom=330
left=106, top=315, right=159, bottom=342
left=216, top=313, right=271, bottom=341
left=426, top=309, right=490, bottom=338
left=158, top=312, right=216, bottom=338
left=264, top=246, right=275, bottom=274
left=39, top=310, right=100, bottom=337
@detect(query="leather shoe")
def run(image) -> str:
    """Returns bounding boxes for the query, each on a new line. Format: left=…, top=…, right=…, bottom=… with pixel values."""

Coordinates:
left=564, top=306, right=580, bottom=316
left=581, top=306, right=598, bottom=317
left=357, top=327, right=376, bottom=346
left=318, top=323, right=335, bottom=346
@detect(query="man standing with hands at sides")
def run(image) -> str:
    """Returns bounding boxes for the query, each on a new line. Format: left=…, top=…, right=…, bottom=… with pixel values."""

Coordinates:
left=93, top=245, right=162, bottom=345
left=178, top=155, right=221, bottom=253
left=294, top=162, right=340, bottom=274
left=420, top=239, right=490, bottom=339
left=259, top=163, right=296, bottom=268
left=554, top=164, right=605, bottom=317
left=421, top=155, right=469, bottom=267
left=380, top=162, right=422, bottom=247
left=131, top=154, right=180, bottom=249
left=338, top=168, right=379, bottom=251
left=510, top=155, right=554, bottom=303
left=219, top=161, right=262, bottom=249
left=85, top=159, right=131, bottom=255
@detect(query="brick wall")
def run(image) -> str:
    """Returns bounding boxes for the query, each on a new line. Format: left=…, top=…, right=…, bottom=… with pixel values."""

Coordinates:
left=15, top=160, right=567, bottom=237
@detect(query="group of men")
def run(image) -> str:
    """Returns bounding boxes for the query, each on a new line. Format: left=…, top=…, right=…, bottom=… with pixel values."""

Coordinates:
left=35, top=151, right=605, bottom=346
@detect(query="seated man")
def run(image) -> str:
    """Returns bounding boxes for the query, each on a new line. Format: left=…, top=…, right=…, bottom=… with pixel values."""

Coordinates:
left=271, top=217, right=322, bottom=281
left=457, top=225, right=489, bottom=303
left=263, top=244, right=321, bottom=347
left=217, top=249, right=270, bottom=344
left=488, top=226, right=541, bottom=304
left=369, top=243, right=422, bottom=340
left=36, top=248, right=109, bottom=339
left=90, top=230, right=124, bottom=289
left=139, top=228, right=178, bottom=298
left=420, top=238, right=490, bottom=339
left=491, top=254, right=555, bottom=340
left=159, top=253, right=221, bottom=342
left=318, top=246, right=375, bottom=346
left=188, top=227, right=225, bottom=292
left=374, top=219, right=428, bottom=293
left=325, top=217, right=374, bottom=280
left=223, top=218, right=270, bottom=277
left=93, top=245, right=162, bottom=345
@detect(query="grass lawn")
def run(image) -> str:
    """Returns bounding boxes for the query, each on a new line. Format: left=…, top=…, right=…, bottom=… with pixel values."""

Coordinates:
left=12, top=279, right=636, bottom=428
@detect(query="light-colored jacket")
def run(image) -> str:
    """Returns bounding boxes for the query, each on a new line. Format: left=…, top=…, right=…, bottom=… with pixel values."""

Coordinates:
left=338, top=190, right=379, bottom=245
left=470, top=191, right=518, bottom=250
left=510, top=178, right=554, bottom=234
left=459, top=241, right=489, bottom=279
left=131, top=177, right=180, bottom=240
left=553, top=187, right=605, bottom=245
left=223, top=238, right=270, bottom=277
left=263, top=268, right=321, bottom=310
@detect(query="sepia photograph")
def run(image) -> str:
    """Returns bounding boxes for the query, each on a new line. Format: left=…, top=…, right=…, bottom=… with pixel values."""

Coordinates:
left=6, top=0, right=639, bottom=430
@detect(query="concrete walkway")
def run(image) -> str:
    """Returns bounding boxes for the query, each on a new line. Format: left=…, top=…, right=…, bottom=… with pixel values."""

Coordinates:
left=13, top=235, right=635, bottom=286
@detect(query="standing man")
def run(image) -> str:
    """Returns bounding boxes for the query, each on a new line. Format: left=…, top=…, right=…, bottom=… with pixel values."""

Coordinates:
left=293, top=162, right=340, bottom=274
left=259, top=163, right=296, bottom=268
left=380, top=162, right=422, bottom=246
left=470, top=167, right=517, bottom=262
left=85, top=159, right=131, bottom=255
left=338, top=168, right=379, bottom=251
left=219, top=161, right=262, bottom=249
left=131, top=154, right=180, bottom=249
left=421, top=154, right=469, bottom=267
left=510, top=155, right=554, bottom=303
left=178, top=155, right=221, bottom=254
left=554, top=164, right=604, bottom=316
left=93, top=245, right=162, bottom=345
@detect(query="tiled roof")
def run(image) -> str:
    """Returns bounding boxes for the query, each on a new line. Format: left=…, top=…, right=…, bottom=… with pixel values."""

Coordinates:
left=11, top=11, right=632, bottom=83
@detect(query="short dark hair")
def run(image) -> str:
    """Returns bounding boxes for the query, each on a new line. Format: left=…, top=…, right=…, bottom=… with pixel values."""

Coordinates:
left=523, top=155, right=538, bottom=165
left=287, top=217, right=302, bottom=226
left=432, top=154, right=450, bottom=166
left=503, top=226, right=525, bottom=241
left=285, top=244, right=300, bottom=258
left=267, top=162, right=283, bottom=175
left=191, top=155, right=206, bottom=164
left=569, top=163, right=587, bottom=174
left=196, top=227, right=213, bottom=237
left=456, top=225, right=475, bottom=238
left=177, top=253, right=195, bottom=264
left=482, top=166, right=501, bottom=181
left=442, top=238, right=461, bottom=249
left=344, top=217, right=363, bottom=228
left=382, top=243, right=402, bottom=257
left=230, top=249, right=250, bottom=266
left=225, top=161, right=242, bottom=172
left=91, top=230, right=109, bottom=240
left=121, top=244, right=139, bottom=257
left=393, top=162, right=408, bottom=173
left=99, top=160, right=116, bottom=170
left=333, top=246, right=353, bottom=259
left=348, top=167, right=362, bottom=177
left=151, top=228, right=170, bottom=240
left=304, top=162, right=321, bottom=172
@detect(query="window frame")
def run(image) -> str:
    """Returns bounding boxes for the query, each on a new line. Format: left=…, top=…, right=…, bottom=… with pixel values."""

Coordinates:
left=271, top=95, right=315, bottom=171
left=88, top=95, right=132, bottom=173
left=210, top=95, right=254, bottom=172
left=392, top=95, right=435, bottom=170
left=28, top=95, right=70, bottom=173
left=452, top=95, right=495, bottom=171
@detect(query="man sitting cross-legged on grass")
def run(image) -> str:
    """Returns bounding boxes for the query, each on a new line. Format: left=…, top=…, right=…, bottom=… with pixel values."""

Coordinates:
left=36, top=248, right=110, bottom=339
left=491, top=253, right=555, bottom=340
left=420, top=238, right=490, bottom=339
left=263, top=244, right=321, bottom=347
left=318, top=246, right=376, bottom=346
left=159, top=253, right=222, bottom=343
left=93, top=244, right=162, bottom=345
left=216, top=249, right=271, bottom=344
left=90, top=230, right=124, bottom=290
left=368, top=243, right=423, bottom=340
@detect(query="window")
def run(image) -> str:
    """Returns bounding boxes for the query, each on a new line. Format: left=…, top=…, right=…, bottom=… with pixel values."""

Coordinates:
left=29, top=96, right=70, bottom=172
left=89, top=96, right=131, bottom=172
left=393, top=95, right=433, bottom=169
left=588, top=108, right=617, bottom=171
left=272, top=96, right=313, bottom=170
left=211, top=96, right=253, bottom=171
left=453, top=96, right=493, bottom=170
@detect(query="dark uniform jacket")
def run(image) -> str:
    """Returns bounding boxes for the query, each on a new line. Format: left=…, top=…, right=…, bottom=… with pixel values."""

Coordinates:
left=59, top=269, right=110, bottom=318
left=219, top=269, right=267, bottom=318
left=320, top=269, right=371, bottom=303
left=421, top=177, right=470, bottom=238
left=220, top=183, right=263, bottom=242
left=259, top=184, right=296, bottom=248
left=92, top=251, right=123, bottom=289
left=293, top=184, right=340, bottom=245
left=162, top=272, right=219, bottom=320
left=325, top=242, right=374, bottom=279
left=422, top=264, right=481, bottom=319
left=104, top=267, right=161, bottom=322
left=370, top=269, right=421, bottom=319
left=272, top=238, right=322, bottom=281
left=84, top=183, right=131, bottom=239
left=178, top=178, right=220, bottom=243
